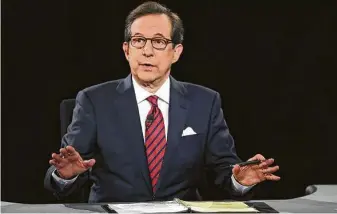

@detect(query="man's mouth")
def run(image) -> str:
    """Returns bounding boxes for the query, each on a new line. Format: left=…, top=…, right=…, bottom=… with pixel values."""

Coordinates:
left=139, top=63, right=154, bottom=67
left=139, top=63, right=156, bottom=71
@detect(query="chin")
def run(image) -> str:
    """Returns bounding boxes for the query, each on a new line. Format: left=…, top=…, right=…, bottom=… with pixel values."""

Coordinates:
left=137, top=72, right=159, bottom=83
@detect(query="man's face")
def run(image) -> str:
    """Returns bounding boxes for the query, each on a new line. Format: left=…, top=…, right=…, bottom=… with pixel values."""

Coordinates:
left=123, top=14, right=183, bottom=84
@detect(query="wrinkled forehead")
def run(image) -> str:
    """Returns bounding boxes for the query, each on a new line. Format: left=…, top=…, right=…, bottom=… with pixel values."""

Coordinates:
left=130, top=14, right=172, bottom=38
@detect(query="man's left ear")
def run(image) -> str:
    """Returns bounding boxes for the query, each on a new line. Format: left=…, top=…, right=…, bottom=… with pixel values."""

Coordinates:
left=122, top=42, right=130, bottom=61
left=172, top=44, right=183, bottom=64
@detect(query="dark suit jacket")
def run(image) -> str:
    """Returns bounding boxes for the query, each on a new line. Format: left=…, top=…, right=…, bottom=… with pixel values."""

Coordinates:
left=44, top=74, right=251, bottom=203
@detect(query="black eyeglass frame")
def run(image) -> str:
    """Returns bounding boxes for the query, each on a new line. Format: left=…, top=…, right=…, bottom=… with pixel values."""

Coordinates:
left=129, top=36, right=173, bottom=50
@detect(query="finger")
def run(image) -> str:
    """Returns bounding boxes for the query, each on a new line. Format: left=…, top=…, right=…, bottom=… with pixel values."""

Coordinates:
left=259, top=158, right=274, bottom=168
left=65, top=151, right=83, bottom=162
left=51, top=154, right=71, bottom=167
left=262, top=165, right=279, bottom=174
left=59, top=148, right=69, bottom=158
left=83, top=159, right=96, bottom=168
left=248, top=154, right=266, bottom=162
left=65, top=146, right=77, bottom=156
left=51, top=153, right=66, bottom=162
left=49, top=159, right=64, bottom=169
left=49, top=159, right=58, bottom=166
left=232, top=164, right=240, bottom=176
left=265, top=174, right=281, bottom=181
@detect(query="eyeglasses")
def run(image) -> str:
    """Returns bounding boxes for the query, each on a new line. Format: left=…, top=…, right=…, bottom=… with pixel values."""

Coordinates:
left=129, top=36, right=173, bottom=50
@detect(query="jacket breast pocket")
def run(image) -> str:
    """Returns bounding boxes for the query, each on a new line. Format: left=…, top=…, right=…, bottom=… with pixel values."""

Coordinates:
left=177, top=133, right=205, bottom=168
left=180, top=132, right=205, bottom=142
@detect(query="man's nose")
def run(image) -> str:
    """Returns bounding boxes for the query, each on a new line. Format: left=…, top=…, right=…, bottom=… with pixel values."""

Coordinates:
left=142, top=40, right=154, bottom=57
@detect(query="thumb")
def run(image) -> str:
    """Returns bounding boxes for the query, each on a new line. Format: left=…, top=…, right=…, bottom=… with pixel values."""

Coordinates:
left=232, top=164, right=240, bottom=176
left=83, top=159, right=96, bottom=168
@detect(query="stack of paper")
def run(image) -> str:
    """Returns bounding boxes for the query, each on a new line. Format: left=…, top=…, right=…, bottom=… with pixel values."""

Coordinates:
left=108, top=201, right=186, bottom=213
left=108, top=199, right=258, bottom=213
left=177, top=199, right=258, bottom=212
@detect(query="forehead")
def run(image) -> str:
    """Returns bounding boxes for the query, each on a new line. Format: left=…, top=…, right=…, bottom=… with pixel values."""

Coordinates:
left=130, top=14, right=172, bottom=38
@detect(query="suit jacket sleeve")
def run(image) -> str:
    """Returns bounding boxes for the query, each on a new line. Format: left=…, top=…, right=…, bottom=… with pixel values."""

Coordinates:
left=204, top=92, right=255, bottom=200
left=44, top=90, right=97, bottom=198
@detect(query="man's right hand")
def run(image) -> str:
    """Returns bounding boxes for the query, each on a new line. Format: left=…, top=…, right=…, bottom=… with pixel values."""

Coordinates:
left=49, top=145, right=96, bottom=179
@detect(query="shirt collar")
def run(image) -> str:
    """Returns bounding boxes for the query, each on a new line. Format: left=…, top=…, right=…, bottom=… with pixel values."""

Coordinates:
left=132, top=75, right=170, bottom=104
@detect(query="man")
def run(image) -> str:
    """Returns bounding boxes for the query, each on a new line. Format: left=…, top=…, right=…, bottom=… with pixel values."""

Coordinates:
left=44, top=1, right=280, bottom=203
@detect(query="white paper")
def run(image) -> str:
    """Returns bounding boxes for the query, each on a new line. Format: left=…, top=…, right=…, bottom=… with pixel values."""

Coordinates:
left=108, top=201, right=186, bottom=213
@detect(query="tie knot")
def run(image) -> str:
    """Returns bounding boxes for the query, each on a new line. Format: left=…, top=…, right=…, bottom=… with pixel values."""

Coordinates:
left=147, top=95, right=158, bottom=106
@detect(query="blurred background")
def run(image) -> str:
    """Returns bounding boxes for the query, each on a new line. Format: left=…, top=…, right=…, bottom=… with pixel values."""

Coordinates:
left=2, top=0, right=337, bottom=203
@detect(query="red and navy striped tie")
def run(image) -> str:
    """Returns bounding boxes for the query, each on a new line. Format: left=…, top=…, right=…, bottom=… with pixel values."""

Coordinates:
left=145, top=95, right=167, bottom=193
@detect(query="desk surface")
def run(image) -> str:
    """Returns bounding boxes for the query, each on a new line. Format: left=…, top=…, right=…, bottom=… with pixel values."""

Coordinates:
left=1, top=185, right=337, bottom=213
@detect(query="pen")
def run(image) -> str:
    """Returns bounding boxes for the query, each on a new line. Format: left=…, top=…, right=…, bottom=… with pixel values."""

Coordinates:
left=229, top=160, right=262, bottom=168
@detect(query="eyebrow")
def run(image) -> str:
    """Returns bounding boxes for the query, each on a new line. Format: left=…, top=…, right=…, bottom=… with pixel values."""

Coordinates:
left=153, top=33, right=166, bottom=38
left=132, top=32, right=168, bottom=38
left=133, top=33, right=144, bottom=37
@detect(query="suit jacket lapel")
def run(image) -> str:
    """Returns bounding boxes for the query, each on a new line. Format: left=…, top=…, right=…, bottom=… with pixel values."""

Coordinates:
left=156, top=76, right=190, bottom=191
left=115, top=74, right=152, bottom=192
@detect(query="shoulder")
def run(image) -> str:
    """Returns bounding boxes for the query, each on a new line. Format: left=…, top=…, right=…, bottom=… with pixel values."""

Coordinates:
left=176, top=80, right=220, bottom=101
left=174, top=80, right=224, bottom=119
left=74, top=78, right=128, bottom=102
left=73, top=79, right=123, bottom=104
left=81, top=79, right=122, bottom=95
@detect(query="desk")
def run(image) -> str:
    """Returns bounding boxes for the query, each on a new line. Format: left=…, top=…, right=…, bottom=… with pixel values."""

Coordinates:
left=1, top=185, right=337, bottom=213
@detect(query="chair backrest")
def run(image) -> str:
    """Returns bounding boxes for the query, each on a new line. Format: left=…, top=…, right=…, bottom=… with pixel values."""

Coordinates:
left=60, top=99, right=76, bottom=138
left=59, top=98, right=92, bottom=203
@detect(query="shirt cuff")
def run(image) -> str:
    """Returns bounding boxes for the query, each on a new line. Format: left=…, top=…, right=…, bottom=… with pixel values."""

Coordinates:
left=52, top=170, right=78, bottom=189
left=231, top=174, right=255, bottom=195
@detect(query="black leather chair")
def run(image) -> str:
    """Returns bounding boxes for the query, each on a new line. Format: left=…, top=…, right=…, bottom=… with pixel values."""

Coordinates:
left=59, top=99, right=92, bottom=202
left=60, top=99, right=76, bottom=138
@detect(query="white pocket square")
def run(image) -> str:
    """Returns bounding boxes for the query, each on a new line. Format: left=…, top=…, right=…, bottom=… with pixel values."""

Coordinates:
left=181, top=127, right=197, bottom=137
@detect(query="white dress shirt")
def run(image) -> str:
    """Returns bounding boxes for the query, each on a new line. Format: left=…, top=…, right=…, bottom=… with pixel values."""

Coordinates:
left=52, top=76, right=253, bottom=194
left=132, top=76, right=170, bottom=141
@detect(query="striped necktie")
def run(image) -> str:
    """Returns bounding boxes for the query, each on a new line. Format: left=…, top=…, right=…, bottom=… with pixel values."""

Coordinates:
left=144, top=95, right=167, bottom=193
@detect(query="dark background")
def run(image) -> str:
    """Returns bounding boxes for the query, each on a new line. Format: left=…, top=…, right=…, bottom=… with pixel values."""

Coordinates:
left=2, top=0, right=337, bottom=203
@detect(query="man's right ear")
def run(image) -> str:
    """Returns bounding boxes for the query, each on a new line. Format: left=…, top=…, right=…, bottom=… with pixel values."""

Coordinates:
left=123, top=42, right=130, bottom=61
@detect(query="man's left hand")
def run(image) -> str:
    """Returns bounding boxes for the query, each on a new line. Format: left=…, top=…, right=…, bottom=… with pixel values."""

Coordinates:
left=232, top=154, right=280, bottom=186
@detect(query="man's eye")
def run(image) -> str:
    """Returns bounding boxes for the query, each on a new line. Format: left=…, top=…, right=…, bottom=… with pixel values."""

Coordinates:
left=153, top=39, right=165, bottom=45
left=133, top=38, right=145, bottom=43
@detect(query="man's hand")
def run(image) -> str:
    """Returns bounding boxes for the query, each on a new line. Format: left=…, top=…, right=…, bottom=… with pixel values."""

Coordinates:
left=232, top=154, right=280, bottom=186
left=49, top=146, right=96, bottom=179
